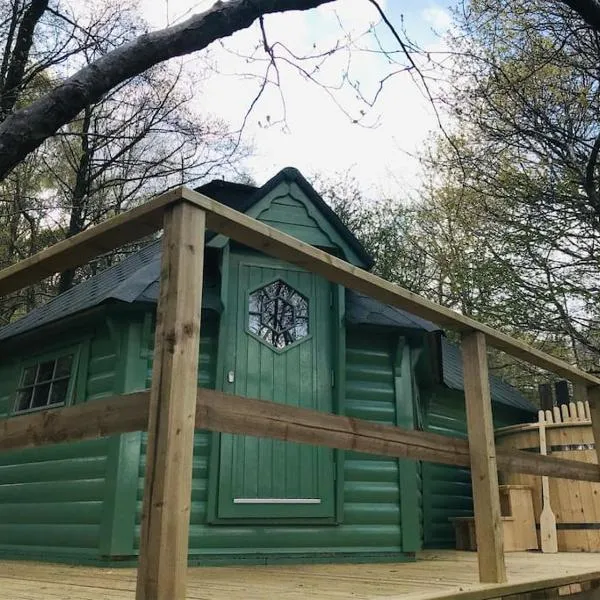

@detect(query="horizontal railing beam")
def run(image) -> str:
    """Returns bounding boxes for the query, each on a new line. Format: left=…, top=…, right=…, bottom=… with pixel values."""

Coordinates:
left=1, top=388, right=599, bottom=483
left=0, top=188, right=184, bottom=296
left=182, top=188, right=600, bottom=389
left=0, top=391, right=149, bottom=448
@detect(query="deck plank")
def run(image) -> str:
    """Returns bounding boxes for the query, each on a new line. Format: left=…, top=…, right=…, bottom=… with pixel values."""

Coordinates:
left=0, top=551, right=599, bottom=600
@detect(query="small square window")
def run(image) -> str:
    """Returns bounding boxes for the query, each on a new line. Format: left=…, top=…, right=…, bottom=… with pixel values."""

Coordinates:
left=37, top=361, right=55, bottom=382
left=14, top=353, right=75, bottom=414
left=21, top=366, right=37, bottom=386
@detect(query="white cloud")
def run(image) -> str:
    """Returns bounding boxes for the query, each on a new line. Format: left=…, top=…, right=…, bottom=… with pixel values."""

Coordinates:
left=133, top=0, right=449, bottom=198
left=422, top=5, right=453, bottom=33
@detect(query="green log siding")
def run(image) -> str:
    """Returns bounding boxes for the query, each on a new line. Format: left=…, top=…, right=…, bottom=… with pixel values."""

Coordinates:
left=0, top=321, right=120, bottom=562
left=421, top=389, right=533, bottom=549
left=342, top=328, right=403, bottom=553
left=133, top=324, right=411, bottom=564
left=135, top=316, right=220, bottom=556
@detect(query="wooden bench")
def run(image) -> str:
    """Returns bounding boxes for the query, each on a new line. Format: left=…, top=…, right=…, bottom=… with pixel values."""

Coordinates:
left=451, top=485, right=538, bottom=552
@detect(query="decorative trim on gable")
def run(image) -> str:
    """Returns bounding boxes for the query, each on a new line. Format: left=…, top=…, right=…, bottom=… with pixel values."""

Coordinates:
left=208, top=178, right=367, bottom=267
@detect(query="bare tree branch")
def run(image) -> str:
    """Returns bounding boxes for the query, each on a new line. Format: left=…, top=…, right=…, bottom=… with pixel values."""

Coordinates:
left=0, top=0, right=336, bottom=181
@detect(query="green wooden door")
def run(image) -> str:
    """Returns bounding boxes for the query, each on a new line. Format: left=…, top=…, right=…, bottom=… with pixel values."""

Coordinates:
left=217, top=254, right=335, bottom=520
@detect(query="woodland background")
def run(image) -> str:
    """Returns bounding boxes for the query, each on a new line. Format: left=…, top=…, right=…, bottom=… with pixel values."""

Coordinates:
left=2, top=0, right=600, bottom=402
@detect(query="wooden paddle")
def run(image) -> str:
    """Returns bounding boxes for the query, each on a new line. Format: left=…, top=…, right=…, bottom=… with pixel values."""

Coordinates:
left=538, top=410, right=558, bottom=553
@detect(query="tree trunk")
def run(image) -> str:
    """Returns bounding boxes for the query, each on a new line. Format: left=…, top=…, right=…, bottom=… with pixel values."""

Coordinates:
left=0, top=0, right=49, bottom=119
left=58, top=106, right=93, bottom=293
left=0, top=0, right=334, bottom=181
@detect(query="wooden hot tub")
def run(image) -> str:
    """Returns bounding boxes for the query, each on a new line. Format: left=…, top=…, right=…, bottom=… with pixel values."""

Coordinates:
left=495, top=403, right=600, bottom=552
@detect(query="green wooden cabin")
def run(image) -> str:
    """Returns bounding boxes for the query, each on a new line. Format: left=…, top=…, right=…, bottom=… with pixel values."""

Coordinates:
left=0, top=168, right=536, bottom=565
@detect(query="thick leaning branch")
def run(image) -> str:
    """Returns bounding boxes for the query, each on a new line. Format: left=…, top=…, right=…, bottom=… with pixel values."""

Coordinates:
left=0, top=0, right=335, bottom=181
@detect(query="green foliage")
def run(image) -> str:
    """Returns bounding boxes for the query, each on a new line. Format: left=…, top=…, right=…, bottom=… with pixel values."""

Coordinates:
left=412, top=0, right=600, bottom=394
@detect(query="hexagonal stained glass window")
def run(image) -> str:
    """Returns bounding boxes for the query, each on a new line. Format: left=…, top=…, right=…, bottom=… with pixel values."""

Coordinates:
left=248, top=280, right=309, bottom=349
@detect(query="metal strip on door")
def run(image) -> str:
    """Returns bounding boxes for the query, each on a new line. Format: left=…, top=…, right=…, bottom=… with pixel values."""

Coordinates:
left=233, top=498, right=322, bottom=504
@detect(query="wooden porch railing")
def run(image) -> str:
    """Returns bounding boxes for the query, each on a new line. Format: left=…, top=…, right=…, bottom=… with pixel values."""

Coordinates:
left=1, top=188, right=600, bottom=597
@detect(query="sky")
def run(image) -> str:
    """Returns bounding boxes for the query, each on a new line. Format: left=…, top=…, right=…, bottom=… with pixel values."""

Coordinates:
left=137, top=0, right=454, bottom=198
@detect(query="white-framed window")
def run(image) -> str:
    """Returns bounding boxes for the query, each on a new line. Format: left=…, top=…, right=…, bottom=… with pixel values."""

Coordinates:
left=13, top=350, right=78, bottom=414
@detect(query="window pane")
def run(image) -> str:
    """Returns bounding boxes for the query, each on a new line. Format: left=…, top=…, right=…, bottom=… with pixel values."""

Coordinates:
left=31, top=383, right=51, bottom=408
left=248, top=280, right=309, bottom=349
left=37, top=360, right=55, bottom=382
left=16, top=388, right=33, bottom=412
left=293, top=319, right=309, bottom=339
left=49, top=379, right=69, bottom=405
left=21, top=366, right=37, bottom=386
left=54, top=355, right=73, bottom=378
left=249, top=314, right=261, bottom=335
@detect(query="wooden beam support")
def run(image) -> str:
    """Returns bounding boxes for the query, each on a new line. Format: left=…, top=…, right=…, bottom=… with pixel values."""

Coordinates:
left=462, top=331, right=506, bottom=584
left=135, top=201, right=205, bottom=600
left=193, top=390, right=600, bottom=483
left=182, top=188, right=600, bottom=388
left=0, top=188, right=183, bottom=297
left=587, top=387, right=600, bottom=468
left=1, top=387, right=600, bottom=483
left=0, top=391, right=149, bottom=450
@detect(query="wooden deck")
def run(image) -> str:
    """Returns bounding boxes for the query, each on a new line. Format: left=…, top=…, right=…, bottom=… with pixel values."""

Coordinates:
left=1, top=551, right=599, bottom=600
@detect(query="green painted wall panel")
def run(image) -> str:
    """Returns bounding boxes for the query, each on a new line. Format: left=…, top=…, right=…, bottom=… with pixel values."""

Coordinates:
left=0, top=321, right=121, bottom=561
left=0, top=455, right=107, bottom=483
left=0, top=477, right=106, bottom=503
left=256, top=195, right=335, bottom=248
left=344, top=503, right=401, bottom=524
left=0, top=501, right=103, bottom=524
left=344, top=482, right=399, bottom=503
left=421, top=388, right=533, bottom=549
left=0, top=438, right=109, bottom=466
left=133, top=323, right=408, bottom=562
left=344, top=460, right=398, bottom=482
left=0, top=524, right=100, bottom=547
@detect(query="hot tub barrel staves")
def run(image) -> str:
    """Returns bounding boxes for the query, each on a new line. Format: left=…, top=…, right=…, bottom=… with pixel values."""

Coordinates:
left=496, top=400, right=600, bottom=552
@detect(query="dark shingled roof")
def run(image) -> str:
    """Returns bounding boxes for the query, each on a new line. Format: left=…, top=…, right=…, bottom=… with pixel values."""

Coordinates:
left=0, top=241, right=161, bottom=341
left=345, top=290, right=439, bottom=332
left=197, top=168, right=374, bottom=268
left=196, top=179, right=258, bottom=213
left=0, top=241, right=221, bottom=342
left=440, top=336, right=536, bottom=413
left=0, top=167, right=374, bottom=342
left=0, top=243, right=431, bottom=342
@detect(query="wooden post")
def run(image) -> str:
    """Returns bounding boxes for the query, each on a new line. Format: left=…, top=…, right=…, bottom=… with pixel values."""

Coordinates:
left=136, top=201, right=205, bottom=600
left=587, top=386, right=600, bottom=467
left=462, top=331, right=506, bottom=584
